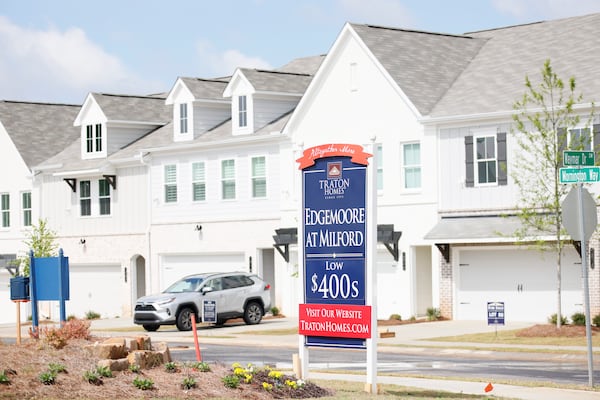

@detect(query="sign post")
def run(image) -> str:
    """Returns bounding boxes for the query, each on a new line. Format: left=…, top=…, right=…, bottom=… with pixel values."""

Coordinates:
left=296, top=143, right=377, bottom=393
left=560, top=150, right=596, bottom=387
left=487, top=301, right=504, bottom=337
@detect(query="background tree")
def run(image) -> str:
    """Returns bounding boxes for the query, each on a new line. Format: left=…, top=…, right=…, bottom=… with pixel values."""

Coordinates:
left=15, top=219, right=59, bottom=277
left=512, top=59, right=594, bottom=328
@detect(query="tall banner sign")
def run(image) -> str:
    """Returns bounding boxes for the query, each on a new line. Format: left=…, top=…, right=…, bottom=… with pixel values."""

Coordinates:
left=297, top=144, right=372, bottom=348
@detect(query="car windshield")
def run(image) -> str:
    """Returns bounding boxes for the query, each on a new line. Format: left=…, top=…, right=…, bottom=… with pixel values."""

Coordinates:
left=164, top=277, right=205, bottom=293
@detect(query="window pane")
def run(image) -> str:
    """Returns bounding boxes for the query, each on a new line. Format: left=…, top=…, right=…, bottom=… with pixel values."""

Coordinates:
left=100, top=198, right=110, bottom=215
left=221, top=160, right=234, bottom=179
left=193, top=183, right=206, bottom=201
left=22, top=192, right=31, bottom=227
left=252, top=157, right=265, bottom=176
left=79, top=180, right=91, bottom=216
left=165, top=185, right=177, bottom=203
left=476, top=137, right=485, bottom=159
left=192, top=162, right=205, bottom=181
left=95, top=124, right=102, bottom=152
left=485, top=137, right=495, bottom=158
left=222, top=181, right=235, bottom=199
left=403, top=143, right=421, bottom=189
left=238, top=96, right=247, bottom=127
left=192, top=162, right=205, bottom=201
left=1, top=194, right=9, bottom=227
left=99, top=179, right=110, bottom=196
left=164, top=165, right=176, bottom=183
left=487, top=161, right=497, bottom=182
left=86, top=125, right=93, bottom=152
left=80, top=181, right=90, bottom=197
left=253, top=178, right=266, bottom=198
left=376, top=145, right=383, bottom=190
left=180, top=103, right=188, bottom=134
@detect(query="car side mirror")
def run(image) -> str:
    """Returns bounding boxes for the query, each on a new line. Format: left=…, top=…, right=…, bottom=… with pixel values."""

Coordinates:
left=201, top=286, right=213, bottom=295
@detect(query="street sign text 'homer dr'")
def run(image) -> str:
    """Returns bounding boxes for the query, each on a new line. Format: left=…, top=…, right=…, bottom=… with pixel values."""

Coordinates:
left=297, top=144, right=372, bottom=348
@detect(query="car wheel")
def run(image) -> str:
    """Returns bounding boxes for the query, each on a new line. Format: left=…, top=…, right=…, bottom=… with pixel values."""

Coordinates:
left=142, top=324, right=159, bottom=332
left=243, top=301, right=263, bottom=325
left=176, top=307, right=195, bottom=331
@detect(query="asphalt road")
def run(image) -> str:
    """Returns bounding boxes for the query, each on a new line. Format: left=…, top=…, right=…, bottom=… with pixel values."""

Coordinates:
left=171, top=342, right=600, bottom=386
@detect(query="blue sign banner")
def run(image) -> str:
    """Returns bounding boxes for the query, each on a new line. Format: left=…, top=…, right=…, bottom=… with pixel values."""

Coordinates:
left=487, top=301, right=505, bottom=325
left=302, top=154, right=368, bottom=348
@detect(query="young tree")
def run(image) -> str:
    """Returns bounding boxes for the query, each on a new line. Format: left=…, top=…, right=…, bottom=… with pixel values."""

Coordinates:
left=512, top=59, right=594, bottom=328
left=15, top=219, right=59, bottom=277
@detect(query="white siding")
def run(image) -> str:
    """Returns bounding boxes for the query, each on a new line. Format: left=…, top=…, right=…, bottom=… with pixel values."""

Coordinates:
left=253, top=96, right=298, bottom=132
left=193, top=103, right=230, bottom=136
left=0, top=122, right=34, bottom=257
left=438, top=123, right=517, bottom=212
left=150, top=144, right=281, bottom=224
left=107, top=124, right=161, bottom=155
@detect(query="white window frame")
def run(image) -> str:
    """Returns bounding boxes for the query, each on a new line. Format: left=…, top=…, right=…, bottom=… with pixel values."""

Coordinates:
left=402, top=142, right=421, bottom=190
left=83, top=123, right=106, bottom=158
left=79, top=180, right=91, bottom=217
left=375, top=144, right=383, bottom=191
left=238, top=96, right=247, bottom=128
left=164, top=164, right=178, bottom=204
left=221, top=159, right=236, bottom=200
left=1, top=193, right=9, bottom=228
left=251, top=156, right=267, bottom=199
left=192, top=162, right=206, bottom=202
left=21, top=191, right=31, bottom=227
left=179, top=103, right=188, bottom=134
left=98, top=179, right=111, bottom=216
left=474, top=135, right=498, bottom=186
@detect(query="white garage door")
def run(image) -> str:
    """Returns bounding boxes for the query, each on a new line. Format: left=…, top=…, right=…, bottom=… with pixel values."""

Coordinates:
left=66, top=264, right=122, bottom=319
left=160, top=254, right=245, bottom=291
left=456, top=247, right=583, bottom=322
left=0, top=273, right=18, bottom=324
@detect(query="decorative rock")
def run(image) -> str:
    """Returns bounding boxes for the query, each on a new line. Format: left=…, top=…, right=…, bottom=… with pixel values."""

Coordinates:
left=84, top=340, right=127, bottom=360
left=153, top=342, right=172, bottom=363
left=127, top=350, right=164, bottom=369
left=97, top=358, right=130, bottom=372
left=135, top=336, right=152, bottom=351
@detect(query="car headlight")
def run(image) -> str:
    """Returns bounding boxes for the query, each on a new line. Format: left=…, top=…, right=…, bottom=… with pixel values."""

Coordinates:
left=156, top=297, right=176, bottom=306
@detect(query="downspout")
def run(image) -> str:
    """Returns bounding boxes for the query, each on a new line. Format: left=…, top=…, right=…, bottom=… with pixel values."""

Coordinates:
left=140, top=152, right=152, bottom=298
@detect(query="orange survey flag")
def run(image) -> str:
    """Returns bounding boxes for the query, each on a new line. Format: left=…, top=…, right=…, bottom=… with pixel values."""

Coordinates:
left=484, top=383, right=494, bottom=392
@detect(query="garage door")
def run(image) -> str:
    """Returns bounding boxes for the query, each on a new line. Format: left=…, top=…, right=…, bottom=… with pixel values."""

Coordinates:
left=160, top=254, right=245, bottom=291
left=0, top=273, right=18, bottom=324
left=67, top=264, right=122, bottom=319
left=456, top=247, right=582, bottom=322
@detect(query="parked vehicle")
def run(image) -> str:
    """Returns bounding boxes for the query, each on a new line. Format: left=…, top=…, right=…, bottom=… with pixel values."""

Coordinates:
left=134, top=271, right=271, bottom=331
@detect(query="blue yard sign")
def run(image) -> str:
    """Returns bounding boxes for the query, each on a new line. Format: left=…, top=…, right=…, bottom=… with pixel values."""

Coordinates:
left=297, top=144, right=372, bottom=349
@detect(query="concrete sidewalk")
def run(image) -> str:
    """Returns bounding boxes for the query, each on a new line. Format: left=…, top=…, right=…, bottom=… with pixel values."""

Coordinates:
left=1, top=317, right=598, bottom=399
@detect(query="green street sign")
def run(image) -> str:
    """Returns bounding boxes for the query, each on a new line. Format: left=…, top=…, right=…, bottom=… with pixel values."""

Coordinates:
left=563, top=150, right=595, bottom=166
left=559, top=166, right=600, bottom=183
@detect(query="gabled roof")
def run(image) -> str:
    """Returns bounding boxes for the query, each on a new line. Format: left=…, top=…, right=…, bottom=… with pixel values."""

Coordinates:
left=177, top=77, right=230, bottom=101
left=0, top=101, right=80, bottom=168
left=350, top=23, right=486, bottom=116
left=77, top=93, right=171, bottom=124
left=430, top=13, right=600, bottom=117
left=225, top=68, right=313, bottom=97
left=276, top=55, right=325, bottom=75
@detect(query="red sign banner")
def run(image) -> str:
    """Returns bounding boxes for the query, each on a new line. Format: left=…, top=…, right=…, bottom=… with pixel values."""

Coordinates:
left=298, top=303, right=372, bottom=339
left=296, top=143, right=372, bottom=170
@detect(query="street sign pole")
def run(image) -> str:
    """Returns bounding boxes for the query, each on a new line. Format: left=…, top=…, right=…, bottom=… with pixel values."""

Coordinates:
left=577, top=182, right=594, bottom=387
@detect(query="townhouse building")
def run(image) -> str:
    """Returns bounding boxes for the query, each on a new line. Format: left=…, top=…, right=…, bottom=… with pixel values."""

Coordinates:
left=0, top=101, right=81, bottom=324
left=3, top=13, right=599, bottom=325
left=284, top=14, right=600, bottom=322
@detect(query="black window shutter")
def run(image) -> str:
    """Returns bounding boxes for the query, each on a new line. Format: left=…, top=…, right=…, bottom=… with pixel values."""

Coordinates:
left=557, top=128, right=567, bottom=166
left=594, top=124, right=600, bottom=165
left=497, top=132, right=507, bottom=185
left=465, top=136, right=474, bottom=187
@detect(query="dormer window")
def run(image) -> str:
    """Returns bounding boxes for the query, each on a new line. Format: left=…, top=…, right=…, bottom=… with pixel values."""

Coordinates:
left=238, top=96, right=247, bottom=128
left=179, top=103, right=188, bottom=134
left=86, top=123, right=103, bottom=153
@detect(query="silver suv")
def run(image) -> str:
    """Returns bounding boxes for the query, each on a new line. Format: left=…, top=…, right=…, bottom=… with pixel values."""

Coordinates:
left=134, top=271, right=271, bottom=331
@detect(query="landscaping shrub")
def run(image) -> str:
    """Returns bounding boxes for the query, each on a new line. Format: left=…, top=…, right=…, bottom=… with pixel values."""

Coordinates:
left=571, top=312, right=586, bottom=326
left=548, top=313, right=568, bottom=325
left=593, top=314, right=600, bottom=327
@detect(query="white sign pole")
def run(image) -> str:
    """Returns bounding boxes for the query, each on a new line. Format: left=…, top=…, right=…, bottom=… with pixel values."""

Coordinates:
left=577, top=183, right=594, bottom=387
left=365, top=139, right=378, bottom=393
